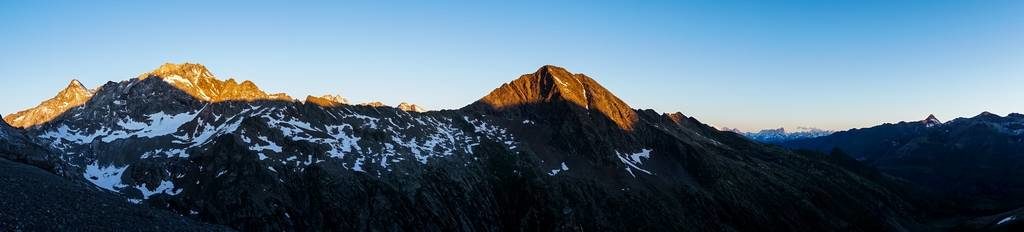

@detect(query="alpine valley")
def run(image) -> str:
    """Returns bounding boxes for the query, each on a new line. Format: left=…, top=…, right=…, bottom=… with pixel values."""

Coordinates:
left=0, top=63, right=1017, bottom=231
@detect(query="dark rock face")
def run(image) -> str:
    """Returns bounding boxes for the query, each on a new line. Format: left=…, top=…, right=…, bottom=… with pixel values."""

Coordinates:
left=0, top=117, right=65, bottom=175
left=0, top=157, right=229, bottom=231
left=782, top=113, right=1024, bottom=212
left=0, top=119, right=225, bottom=230
left=6, top=63, right=923, bottom=231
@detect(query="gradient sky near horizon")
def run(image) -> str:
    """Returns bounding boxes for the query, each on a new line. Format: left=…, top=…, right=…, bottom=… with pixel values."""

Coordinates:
left=1, top=1, right=1021, bottom=131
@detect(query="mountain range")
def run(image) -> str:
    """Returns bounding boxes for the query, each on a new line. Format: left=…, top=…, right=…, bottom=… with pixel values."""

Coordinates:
left=0, top=63, right=1017, bottom=231
left=722, top=127, right=835, bottom=143
left=782, top=113, right=1024, bottom=230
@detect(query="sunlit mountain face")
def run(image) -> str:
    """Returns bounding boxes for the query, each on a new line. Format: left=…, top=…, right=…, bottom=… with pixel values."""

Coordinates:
left=4, top=80, right=94, bottom=128
left=0, top=63, right=944, bottom=231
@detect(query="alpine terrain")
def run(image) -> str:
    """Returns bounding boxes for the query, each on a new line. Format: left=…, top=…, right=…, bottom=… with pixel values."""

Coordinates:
left=2, top=63, right=929, bottom=231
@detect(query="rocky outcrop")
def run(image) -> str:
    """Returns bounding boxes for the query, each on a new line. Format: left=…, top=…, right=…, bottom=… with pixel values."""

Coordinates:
left=305, top=95, right=349, bottom=107
left=396, top=102, right=426, bottom=112
left=0, top=118, right=64, bottom=175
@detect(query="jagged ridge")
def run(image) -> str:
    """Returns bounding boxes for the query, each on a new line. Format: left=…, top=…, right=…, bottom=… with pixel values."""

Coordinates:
left=139, top=63, right=292, bottom=102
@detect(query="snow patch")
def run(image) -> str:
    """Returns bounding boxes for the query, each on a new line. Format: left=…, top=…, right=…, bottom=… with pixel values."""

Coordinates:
left=548, top=162, right=569, bottom=176
left=134, top=180, right=180, bottom=199
left=249, top=136, right=283, bottom=153
left=552, top=76, right=568, bottom=86
left=161, top=74, right=192, bottom=86
left=617, top=149, right=653, bottom=177
left=83, top=163, right=128, bottom=191
left=140, top=148, right=189, bottom=159
left=998, top=216, right=1016, bottom=225
left=104, top=111, right=199, bottom=142
left=352, top=158, right=365, bottom=172
left=41, top=125, right=109, bottom=145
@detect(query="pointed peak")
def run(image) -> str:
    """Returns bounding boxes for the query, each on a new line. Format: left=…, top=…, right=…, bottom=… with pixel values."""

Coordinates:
left=532, top=65, right=577, bottom=86
left=58, top=79, right=92, bottom=97
left=62, top=79, right=89, bottom=92
left=922, top=114, right=942, bottom=127
left=473, top=65, right=638, bottom=130
left=4, top=79, right=94, bottom=128
left=69, top=79, right=84, bottom=88
left=536, top=64, right=571, bottom=74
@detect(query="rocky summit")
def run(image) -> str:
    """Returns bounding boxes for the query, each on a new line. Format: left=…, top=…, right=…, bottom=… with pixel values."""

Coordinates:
left=1, top=63, right=928, bottom=231
left=470, top=65, right=639, bottom=131
left=5, top=79, right=94, bottom=128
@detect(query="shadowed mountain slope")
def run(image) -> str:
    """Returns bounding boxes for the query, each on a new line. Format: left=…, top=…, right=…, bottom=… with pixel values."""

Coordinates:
left=0, top=157, right=229, bottom=231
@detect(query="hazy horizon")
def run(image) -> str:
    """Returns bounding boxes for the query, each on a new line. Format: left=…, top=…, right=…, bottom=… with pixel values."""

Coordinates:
left=2, top=1, right=1021, bottom=131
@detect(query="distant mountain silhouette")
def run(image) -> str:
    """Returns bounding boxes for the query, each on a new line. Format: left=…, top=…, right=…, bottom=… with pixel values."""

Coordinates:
left=782, top=113, right=1024, bottom=213
left=725, top=127, right=834, bottom=143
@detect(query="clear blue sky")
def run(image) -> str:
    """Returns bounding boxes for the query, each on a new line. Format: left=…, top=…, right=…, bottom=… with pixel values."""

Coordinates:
left=1, top=1, right=1021, bottom=131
